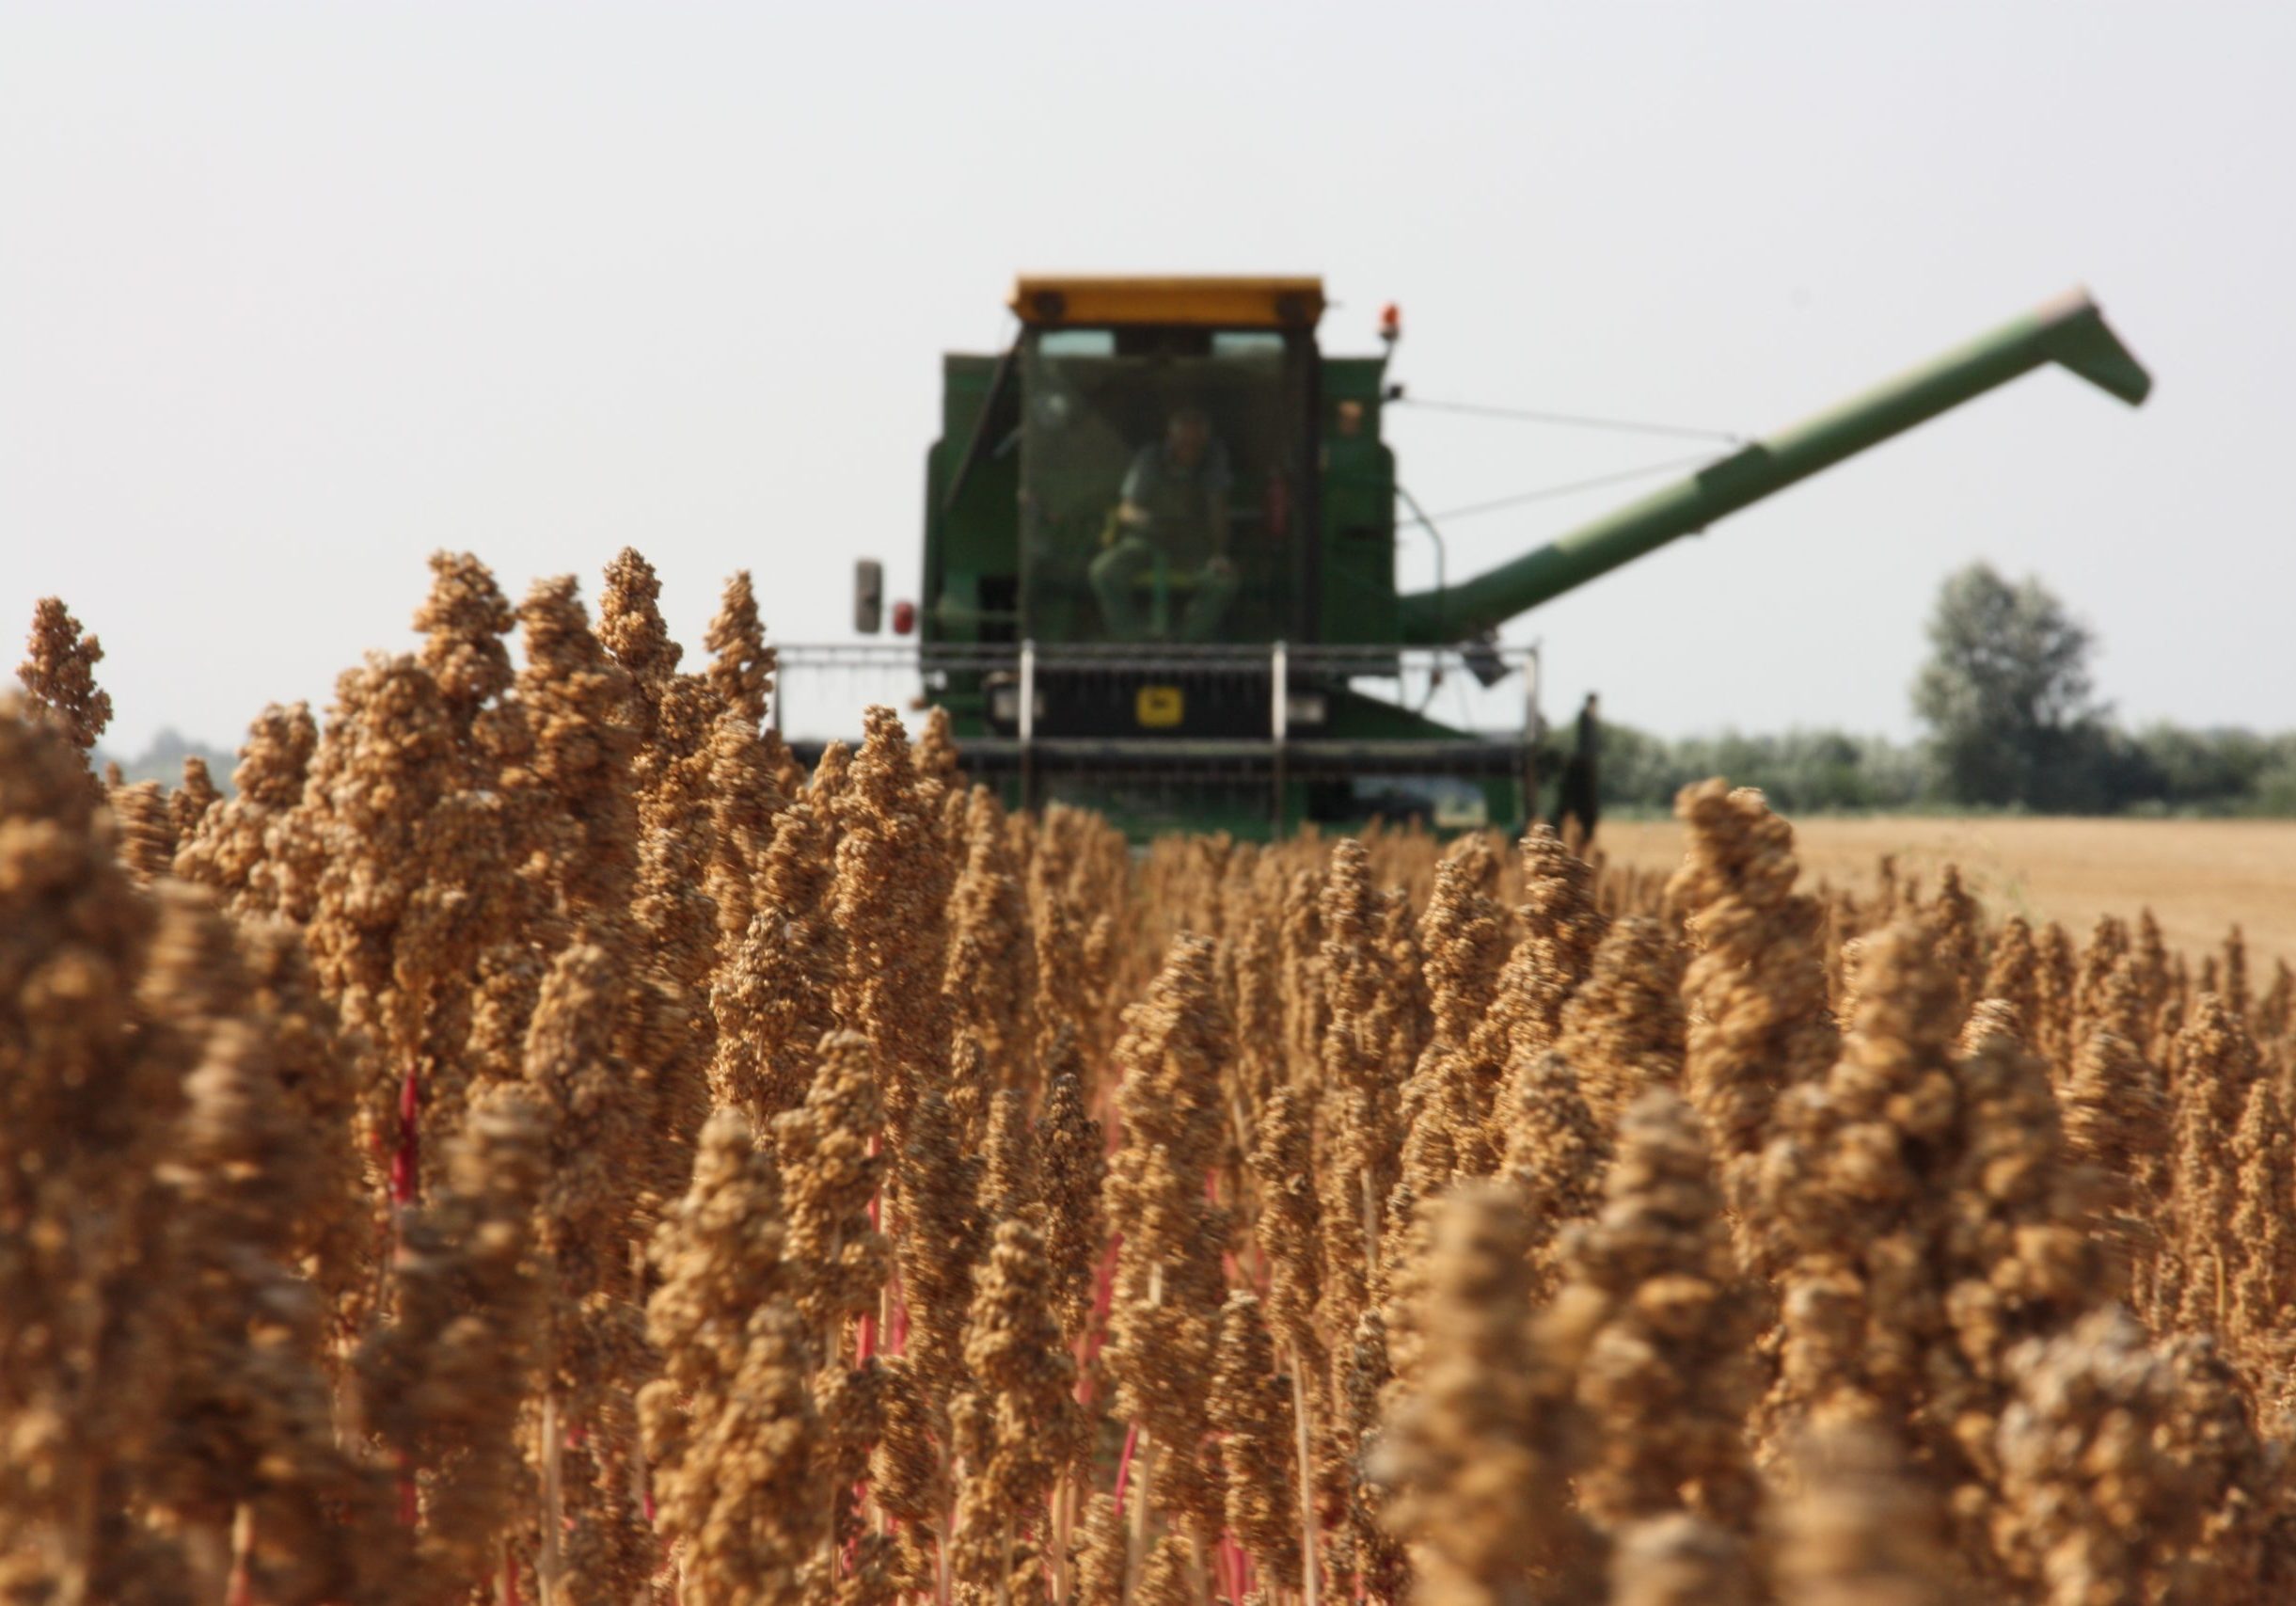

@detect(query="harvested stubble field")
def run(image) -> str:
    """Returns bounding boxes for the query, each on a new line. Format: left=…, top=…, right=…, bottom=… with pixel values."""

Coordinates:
left=7, top=555, right=2296, bottom=1606
left=1598, top=815, right=2296, bottom=980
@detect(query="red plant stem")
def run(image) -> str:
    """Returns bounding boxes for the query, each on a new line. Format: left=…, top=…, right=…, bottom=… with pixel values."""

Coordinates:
left=391, top=1061, right=422, bottom=1206
left=1112, top=1422, right=1142, bottom=1513
left=1221, top=1535, right=1251, bottom=1604
left=1071, top=1331, right=1098, bottom=1411
left=225, top=1505, right=256, bottom=1606
left=1087, top=1232, right=1122, bottom=1346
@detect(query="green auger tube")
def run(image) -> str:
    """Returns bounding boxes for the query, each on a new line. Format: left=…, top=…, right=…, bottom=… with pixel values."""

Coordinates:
left=1396, top=288, right=2150, bottom=646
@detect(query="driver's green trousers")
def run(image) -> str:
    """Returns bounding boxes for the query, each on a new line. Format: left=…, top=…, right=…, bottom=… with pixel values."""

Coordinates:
left=1088, top=536, right=1240, bottom=642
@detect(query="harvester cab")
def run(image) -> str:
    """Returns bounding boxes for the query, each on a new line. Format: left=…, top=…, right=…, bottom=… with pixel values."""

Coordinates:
left=910, top=276, right=1475, bottom=836
left=807, top=276, right=2149, bottom=840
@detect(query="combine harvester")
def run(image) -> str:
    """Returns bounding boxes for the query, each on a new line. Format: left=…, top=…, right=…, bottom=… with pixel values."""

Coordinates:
left=784, top=277, right=2149, bottom=838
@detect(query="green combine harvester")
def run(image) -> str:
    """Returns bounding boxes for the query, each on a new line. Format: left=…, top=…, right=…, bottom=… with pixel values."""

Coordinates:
left=815, top=276, right=2149, bottom=838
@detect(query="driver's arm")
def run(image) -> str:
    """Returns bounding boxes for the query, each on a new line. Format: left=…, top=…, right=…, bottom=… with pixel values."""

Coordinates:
left=1117, top=446, right=1155, bottom=527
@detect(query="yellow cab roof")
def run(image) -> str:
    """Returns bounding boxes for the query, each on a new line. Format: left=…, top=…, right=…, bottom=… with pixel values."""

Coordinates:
left=1008, top=276, right=1325, bottom=330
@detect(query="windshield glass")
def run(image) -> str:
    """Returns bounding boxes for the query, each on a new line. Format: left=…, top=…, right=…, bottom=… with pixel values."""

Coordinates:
left=1018, top=326, right=1311, bottom=644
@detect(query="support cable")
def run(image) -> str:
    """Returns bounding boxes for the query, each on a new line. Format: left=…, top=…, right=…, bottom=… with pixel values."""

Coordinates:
left=1397, top=453, right=1721, bottom=528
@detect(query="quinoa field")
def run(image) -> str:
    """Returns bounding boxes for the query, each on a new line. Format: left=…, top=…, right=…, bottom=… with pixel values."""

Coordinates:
left=7, top=552, right=2294, bottom=1606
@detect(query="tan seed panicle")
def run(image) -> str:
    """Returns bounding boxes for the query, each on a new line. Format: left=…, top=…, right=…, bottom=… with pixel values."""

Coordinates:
left=16, top=596, right=112, bottom=760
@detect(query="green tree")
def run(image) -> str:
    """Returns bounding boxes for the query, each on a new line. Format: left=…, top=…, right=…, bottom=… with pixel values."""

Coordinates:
left=1912, top=563, right=2114, bottom=810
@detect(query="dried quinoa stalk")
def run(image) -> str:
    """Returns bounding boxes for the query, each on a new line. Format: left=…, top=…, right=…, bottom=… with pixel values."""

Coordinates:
left=1069, top=1491, right=1127, bottom=1606
left=1557, top=1089, right=1761, bottom=1534
left=522, top=945, right=648, bottom=1385
left=1770, top=1424, right=1949, bottom=1606
left=982, top=1086, right=1043, bottom=1226
left=1495, top=1049, right=1611, bottom=1287
left=1928, top=865, right=1986, bottom=1026
left=2058, top=1026, right=2168, bottom=1316
left=2226, top=1074, right=2296, bottom=1367
left=1981, top=914, right=2044, bottom=1050
left=775, top=1029, right=891, bottom=1334
left=1372, top=1181, right=1605, bottom=1606
left=704, top=566, right=775, bottom=730
left=1608, top=1515, right=1758, bottom=1606
left=172, top=701, right=318, bottom=918
left=1758, top=921, right=2103, bottom=1568
left=288, top=654, right=522, bottom=1163
left=870, top=1355, right=947, bottom=1527
left=1226, top=848, right=1291, bottom=1120
left=1375, top=885, right=1433, bottom=1082
left=597, top=544, right=682, bottom=692
left=1102, top=935, right=1233, bottom=1539
left=703, top=698, right=790, bottom=949
left=16, top=596, right=112, bottom=760
left=1247, top=1084, right=1324, bottom=1375
left=945, top=784, right=1037, bottom=1097
left=2164, top=996, right=2262, bottom=1334
left=953, top=1217, right=1077, bottom=1591
left=2034, top=921, right=2082, bottom=1066
left=167, top=755, right=220, bottom=842
left=1030, top=860, right=1100, bottom=1072
left=713, top=797, right=841, bottom=1124
left=1395, top=836, right=1512, bottom=1186
left=895, top=1084, right=984, bottom=1402
left=2154, top=1332, right=2288, bottom=1601
left=513, top=576, right=641, bottom=946
left=1279, top=867, right=1329, bottom=1077
left=1556, top=914, right=1687, bottom=1131
left=357, top=1089, right=551, bottom=1595
left=412, top=549, right=516, bottom=742
left=831, top=708, right=954, bottom=1143
left=641, top=1109, right=825, bottom=1606
left=140, top=883, right=391, bottom=1602
left=1668, top=781, right=1835, bottom=1264
left=1021, top=1064, right=1100, bottom=1372
left=625, top=809, right=722, bottom=1221
left=237, top=916, right=378, bottom=1325
left=1316, top=839, right=1402, bottom=1337
left=0, top=704, right=176, bottom=1600
left=1992, top=1307, right=2200, bottom=1606
left=1486, top=824, right=1608, bottom=1067
left=107, top=776, right=177, bottom=883
left=1211, top=1292, right=1303, bottom=1590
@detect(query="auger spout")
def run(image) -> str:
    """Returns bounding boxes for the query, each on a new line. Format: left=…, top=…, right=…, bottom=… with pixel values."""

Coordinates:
left=1395, top=289, right=2150, bottom=646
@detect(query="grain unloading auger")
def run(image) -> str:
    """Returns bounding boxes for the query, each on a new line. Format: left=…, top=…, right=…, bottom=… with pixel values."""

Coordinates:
left=1398, top=289, right=2150, bottom=645
left=804, top=278, right=2149, bottom=839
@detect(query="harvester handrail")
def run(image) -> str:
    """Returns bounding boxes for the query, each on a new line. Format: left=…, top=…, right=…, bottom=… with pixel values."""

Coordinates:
left=773, top=641, right=1540, bottom=676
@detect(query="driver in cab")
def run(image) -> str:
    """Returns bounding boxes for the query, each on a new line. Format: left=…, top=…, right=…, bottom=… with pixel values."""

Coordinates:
left=1089, top=406, right=1240, bottom=641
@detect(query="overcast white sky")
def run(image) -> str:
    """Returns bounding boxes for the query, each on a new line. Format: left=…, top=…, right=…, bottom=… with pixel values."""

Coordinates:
left=5, top=2, right=2290, bottom=755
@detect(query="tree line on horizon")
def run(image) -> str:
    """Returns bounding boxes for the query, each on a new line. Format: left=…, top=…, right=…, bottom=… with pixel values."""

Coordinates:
left=1582, top=562, right=2296, bottom=818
